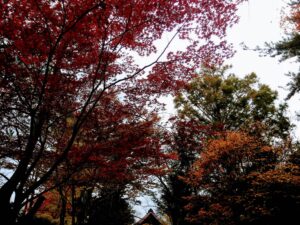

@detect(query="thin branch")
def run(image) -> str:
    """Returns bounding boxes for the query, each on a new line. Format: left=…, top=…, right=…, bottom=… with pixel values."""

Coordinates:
left=0, top=173, right=9, bottom=181
left=105, top=26, right=183, bottom=90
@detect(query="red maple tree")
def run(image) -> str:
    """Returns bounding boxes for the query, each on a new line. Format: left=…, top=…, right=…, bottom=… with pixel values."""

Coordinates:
left=0, top=0, right=242, bottom=223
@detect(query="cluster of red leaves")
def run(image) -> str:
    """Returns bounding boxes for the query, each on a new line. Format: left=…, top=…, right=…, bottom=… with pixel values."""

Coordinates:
left=0, top=0, right=243, bottom=181
left=0, top=0, right=242, bottom=103
left=287, top=1, right=300, bottom=31
left=0, top=0, right=243, bottom=223
left=60, top=95, right=171, bottom=188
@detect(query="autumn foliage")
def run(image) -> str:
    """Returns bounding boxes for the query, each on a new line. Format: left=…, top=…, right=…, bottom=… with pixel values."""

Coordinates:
left=185, top=132, right=300, bottom=225
left=155, top=67, right=297, bottom=225
left=156, top=118, right=218, bottom=225
left=0, top=0, right=243, bottom=224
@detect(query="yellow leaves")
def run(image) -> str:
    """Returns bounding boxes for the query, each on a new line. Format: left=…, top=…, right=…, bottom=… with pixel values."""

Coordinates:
left=66, top=116, right=75, bottom=128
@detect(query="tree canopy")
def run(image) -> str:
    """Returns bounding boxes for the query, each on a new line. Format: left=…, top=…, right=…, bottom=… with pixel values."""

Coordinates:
left=185, top=131, right=300, bottom=225
left=174, top=67, right=292, bottom=142
left=0, top=0, right=243, bottom=224
left=157, top=67, right=295, bottom=225
left=267, top=0, right=300, bottom=99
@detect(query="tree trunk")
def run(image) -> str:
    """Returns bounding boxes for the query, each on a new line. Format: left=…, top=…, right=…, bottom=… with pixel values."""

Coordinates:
left=0, top=200, right=15, bottom=225
left=71, top=184, right=76, bottom=225
left=59, top=187, right=67, bottom=225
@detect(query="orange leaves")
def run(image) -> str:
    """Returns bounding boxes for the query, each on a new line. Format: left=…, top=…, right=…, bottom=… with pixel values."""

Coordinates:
left=252, top=162, right=300, bottom=186
left=184, top=130, right=300, bottom=224
left=205, top=132, right=255, bottom=157
left=188, top=132, right=261, bottom=185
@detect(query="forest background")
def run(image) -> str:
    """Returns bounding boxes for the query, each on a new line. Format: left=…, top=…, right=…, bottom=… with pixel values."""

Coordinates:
left=135, top=0, right=300, bottom=217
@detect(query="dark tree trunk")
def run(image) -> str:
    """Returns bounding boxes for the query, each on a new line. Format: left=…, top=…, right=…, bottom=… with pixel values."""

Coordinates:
left=71, top=184, right=76, bottom=225
left=59, top=187, right=67, bottom=225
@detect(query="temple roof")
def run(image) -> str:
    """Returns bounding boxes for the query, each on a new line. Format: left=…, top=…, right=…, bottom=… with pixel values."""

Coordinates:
left=134, top=209, right=162, bottom=225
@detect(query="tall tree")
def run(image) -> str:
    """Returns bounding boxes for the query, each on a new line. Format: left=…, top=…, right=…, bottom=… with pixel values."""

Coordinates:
left=23, top=95, right=167, bottom=225
left=174, top=67, right=292, bottom=142
left=0, top=1, right=243, bottom=224
left=266, top=0, right=300, bottom=99
left=156, top=120, right=213, bottom=225
left=87, top=187, right=134, bottom=225
left=157, top=67, right=293, bottom=225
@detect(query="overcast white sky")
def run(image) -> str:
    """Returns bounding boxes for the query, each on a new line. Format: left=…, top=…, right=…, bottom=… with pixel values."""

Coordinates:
left=227, top=0, right=300, bottom=136
left=159, top=0, right=300, bottom=134
left=135, top=0, right=300, bottom=218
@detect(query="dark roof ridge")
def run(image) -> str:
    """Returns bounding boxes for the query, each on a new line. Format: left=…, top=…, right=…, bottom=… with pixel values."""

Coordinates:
left=134, top=208, right=162, bottom=225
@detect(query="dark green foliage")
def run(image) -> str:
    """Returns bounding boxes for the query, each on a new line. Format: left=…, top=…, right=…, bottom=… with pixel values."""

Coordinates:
left=265, top=1, right=300, bottom=99
left=266, top=34, right=300, bottom=99
left=86, top=189, right=134, bottom=225
left=271, top=33, right=300, bottom=61
left=158, top=171, right=193, bottom=225
left=156, top=120, right=211, bottom=225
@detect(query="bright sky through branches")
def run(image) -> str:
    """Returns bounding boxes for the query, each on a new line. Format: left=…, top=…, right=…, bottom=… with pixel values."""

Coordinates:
left=136, top=0, right=300, bottom=218
left=227, top=0, right=299, bottom=136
